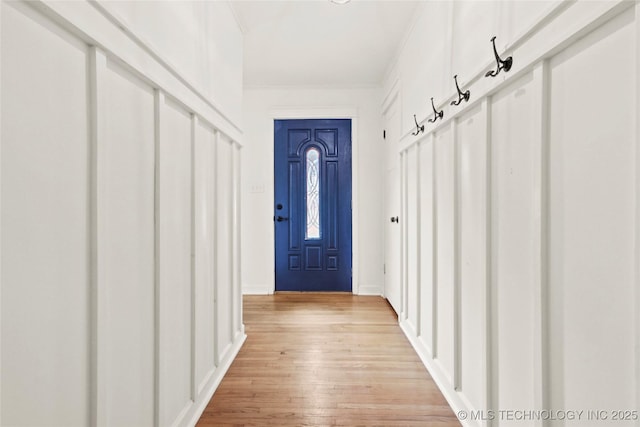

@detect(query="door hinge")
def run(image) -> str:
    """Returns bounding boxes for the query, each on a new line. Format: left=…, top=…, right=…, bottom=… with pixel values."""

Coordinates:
left=383, top=263, right=386, bottom=274
left=383, top=130, right=386, bottom=139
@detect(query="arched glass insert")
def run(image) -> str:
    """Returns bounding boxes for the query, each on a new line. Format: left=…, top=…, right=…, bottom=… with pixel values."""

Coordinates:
left=305, top=147, right=320, bottom=239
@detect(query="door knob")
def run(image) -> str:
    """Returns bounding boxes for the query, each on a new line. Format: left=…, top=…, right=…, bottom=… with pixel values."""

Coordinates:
left=390, top=216, right=399, bottom=223
left=276, top=216, right=289, bottom=222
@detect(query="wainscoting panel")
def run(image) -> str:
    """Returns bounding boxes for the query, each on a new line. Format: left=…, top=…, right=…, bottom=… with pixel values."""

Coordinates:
left=548, top=8, right=636, bottom=423
left=216, top=137, right=233, bottom=361
left=418, top=136, right=435, bottom=357
left=393, top=2, right=639, bottom=426
left=490, top=71, right=540, bottom=422
left=194, top=121, right=217, bottom=395
left=0, top=2, right=245, bottom=426
left=457, top=104, right=487, bottom=413
left=159, top=98, right=194, bottom=427
left=102, top=58, right=156, bottom=427
left=406, top=144, right=420, bottom=335
left=1, top=2, right=90, bottom=425
left=434, top=125, right=456, bottom=383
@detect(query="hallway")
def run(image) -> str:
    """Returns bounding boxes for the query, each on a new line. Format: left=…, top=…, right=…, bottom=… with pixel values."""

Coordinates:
left=197, top=294, right=461, bottom=426
left=2, top=1, right=639, bottom=425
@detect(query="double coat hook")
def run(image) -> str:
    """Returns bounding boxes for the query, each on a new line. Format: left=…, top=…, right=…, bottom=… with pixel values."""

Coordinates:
left=411, top=114, right=424, bottom=136
left=485, top=36, right=513, bottom=78
left=450, top=75, right=470, bottom=106
left=428, top=98, right=444, bottom=123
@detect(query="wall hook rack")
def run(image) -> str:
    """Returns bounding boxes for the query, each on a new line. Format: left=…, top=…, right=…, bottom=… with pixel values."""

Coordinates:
left=485, top=36, right=513, bottom=78
left=450, top=75, right=471, bottom=106
left=428, top=98, right=444, bottom=123
left=411, top=114, right=424, bottom=135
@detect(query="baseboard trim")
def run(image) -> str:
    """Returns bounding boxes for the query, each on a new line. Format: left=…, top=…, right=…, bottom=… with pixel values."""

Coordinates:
left=242, top=284, right=273, bottom=295
left=243, top=284, right=383, bottom=296
left=185, top=331, right=247, bottom=427
left=399, top=319, right=474, bottom=427
left=356, top=284, right=383, bottom=296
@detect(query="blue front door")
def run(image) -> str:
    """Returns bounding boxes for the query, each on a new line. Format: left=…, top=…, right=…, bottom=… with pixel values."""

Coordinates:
left=274, top=119, right=352, bottom=292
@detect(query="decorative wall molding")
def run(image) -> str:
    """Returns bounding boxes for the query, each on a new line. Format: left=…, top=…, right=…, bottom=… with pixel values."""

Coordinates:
left=211, top=130, right=221, bottom=369
left=452, top=117, right=461, bottom=393
left=184, top=335, right=246, bottom=427
left=480, top=97, right=492, bottom=426
left=0, top=0, right=3, bottom=421
left=88, top=45, right=108, bottom=427
left=399, top=320, right=471, bottom=427
left=399, top=0, right=633, bottom=148
left=89, top=1, right=242, bottom=134
left=635, top=2, right=640, bottom=419
left=153, top=88, right=165, bottom=427
left=189, top=113, right=198, bottom=403
left=28, top=0, right=243, bottom=144
left=530, top=60, right=550, bottom=419
left=391, top=3, right=639, bottom=426
left=0, top=2, right=245, bottom=426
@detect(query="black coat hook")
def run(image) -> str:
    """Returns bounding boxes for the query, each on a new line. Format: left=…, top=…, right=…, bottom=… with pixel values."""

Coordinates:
left=485, top=36, right=513, bottom=78
left=428, top=98, right=444, bottom=123
left=411, top=114, right=424, bottom=135
left=450, top=75, right=470, bottom=106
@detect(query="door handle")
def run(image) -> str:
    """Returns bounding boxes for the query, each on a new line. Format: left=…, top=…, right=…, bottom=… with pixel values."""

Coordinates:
left=390, top=216, right=399, bottom=223
left=276, top=216, right=289, bottom=222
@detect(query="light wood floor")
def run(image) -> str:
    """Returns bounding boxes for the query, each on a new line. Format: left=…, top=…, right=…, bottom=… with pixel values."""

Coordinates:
left=197, top=293, right=461, bottom=426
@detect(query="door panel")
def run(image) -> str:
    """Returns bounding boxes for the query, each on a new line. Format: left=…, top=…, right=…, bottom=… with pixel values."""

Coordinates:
left=384, top=102, right=401, bottom=315
left=274, top=119, right=352, bottom=292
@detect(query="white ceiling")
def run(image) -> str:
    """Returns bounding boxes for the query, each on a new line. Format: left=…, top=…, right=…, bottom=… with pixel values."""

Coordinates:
left=229, top=0, right=422, bottom=88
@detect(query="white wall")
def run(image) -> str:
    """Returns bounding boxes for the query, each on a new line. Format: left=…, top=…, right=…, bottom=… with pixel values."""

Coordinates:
left=241, top=87, right=385, bottom=295
left=385, top=1, right=640, bottom=426
left=0, top=1, right=244, bottom=426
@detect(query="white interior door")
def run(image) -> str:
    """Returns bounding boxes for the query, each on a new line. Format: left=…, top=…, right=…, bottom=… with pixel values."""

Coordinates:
left=383, top=98, right=401, bottom=315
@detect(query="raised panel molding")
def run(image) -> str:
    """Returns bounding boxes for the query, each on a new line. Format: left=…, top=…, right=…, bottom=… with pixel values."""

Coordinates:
left=0, top=2, right=245, bottom=426
left=1, top=4, right=91, bottom=424
left=398, top=0, right=632, bottom=150
left=29, top=0, right=242, bottom=143
left=89, top=46, right=109, bottom=427
left=635, top=2, right=640, bottom=417
left=393, top=3, right=639, bottom=427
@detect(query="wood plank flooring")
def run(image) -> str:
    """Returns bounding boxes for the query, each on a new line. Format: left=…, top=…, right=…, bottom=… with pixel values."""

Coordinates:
left=197, top=293, right=461, bottom=426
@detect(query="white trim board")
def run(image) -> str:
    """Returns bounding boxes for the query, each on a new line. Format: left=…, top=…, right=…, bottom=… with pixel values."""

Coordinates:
left=399, top=319, right=473, bottom=427
left=635, top=2, right=640, bottom=421
left=357, top=285, right=384, bottom=296
left=242, top=284, right=273, bottom=296
left=89, top=1, right=242, bottom=135
left=185, top=333, right=247, bottom=427
left=27, top=0, right=242, bottom=144
left=0, top=2, right=4, bottom=423
left=394, top=4, right=639, bottom=426
left=396, top=0, right=633, bottom=150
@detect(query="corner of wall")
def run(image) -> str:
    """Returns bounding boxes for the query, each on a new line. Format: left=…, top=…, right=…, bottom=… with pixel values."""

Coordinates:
left=242, top=284, right=273, bottom=295
left=356, top=284, right=384, bottom=296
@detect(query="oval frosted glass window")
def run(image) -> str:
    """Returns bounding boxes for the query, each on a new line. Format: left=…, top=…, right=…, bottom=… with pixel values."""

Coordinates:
left=306, top=147, right=320, bottom=239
